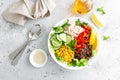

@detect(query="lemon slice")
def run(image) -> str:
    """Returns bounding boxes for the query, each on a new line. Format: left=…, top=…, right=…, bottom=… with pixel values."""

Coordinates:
left=91, top=12, right=106, bottom=28
left=89, top=29, right=96, bottom=45
left=92, top=33, right=99, bottom=51
left=89, top=29, right=99, bottom=51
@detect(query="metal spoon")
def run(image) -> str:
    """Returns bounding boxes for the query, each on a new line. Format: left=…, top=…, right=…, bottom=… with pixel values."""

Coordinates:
left=9, top=24, right=42, bottom=66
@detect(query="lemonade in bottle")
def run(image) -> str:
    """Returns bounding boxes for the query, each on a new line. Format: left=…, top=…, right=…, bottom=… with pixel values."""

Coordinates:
left=73, top=0, right=93, bottom=14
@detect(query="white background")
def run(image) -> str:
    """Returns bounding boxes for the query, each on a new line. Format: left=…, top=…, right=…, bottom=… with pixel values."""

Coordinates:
left=0, top=0, right=120, bottom=80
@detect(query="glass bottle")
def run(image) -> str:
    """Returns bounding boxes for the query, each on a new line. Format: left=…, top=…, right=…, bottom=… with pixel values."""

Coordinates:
left=73, top=0, right=93, bottom=14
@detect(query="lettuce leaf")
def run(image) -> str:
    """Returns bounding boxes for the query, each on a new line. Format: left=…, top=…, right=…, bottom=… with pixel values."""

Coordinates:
left=68, top=58, right=88, bottom=67
left=67, top=40, right=77, bottom=52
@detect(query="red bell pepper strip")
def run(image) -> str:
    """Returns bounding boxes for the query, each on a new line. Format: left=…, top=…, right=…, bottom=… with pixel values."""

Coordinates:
left=75, top=25, right=91, bottom=54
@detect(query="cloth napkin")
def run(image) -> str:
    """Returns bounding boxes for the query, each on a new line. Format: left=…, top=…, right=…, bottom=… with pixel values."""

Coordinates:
left=2, top=0, right=56, bottom=25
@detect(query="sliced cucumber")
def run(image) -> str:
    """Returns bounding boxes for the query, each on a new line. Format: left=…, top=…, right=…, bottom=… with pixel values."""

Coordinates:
left=53, top=46, right=61, bottom=50
left=66, top=35, right=72, bottom=44
left=51, top=45, right=60, bottom=52
left=59, top=33, right=66, bottom=42
left=50, top=33, right=62, bottom=49
left=53, top=26, right=63, bottom=33
left=56, top=34, right=62, bottom=41
left=50, top=34, right=56, bottom=41
left=51, top=39, right=62, bottom=48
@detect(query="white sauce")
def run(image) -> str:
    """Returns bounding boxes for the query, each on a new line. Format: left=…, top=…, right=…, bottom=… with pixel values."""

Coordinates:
left=33, top=51, right=45, bottom=64
left=29, top=49, right=47, bottom=68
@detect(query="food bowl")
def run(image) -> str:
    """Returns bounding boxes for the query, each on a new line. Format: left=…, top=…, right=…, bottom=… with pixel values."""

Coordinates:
left=48, top=17, right=100, bottom=70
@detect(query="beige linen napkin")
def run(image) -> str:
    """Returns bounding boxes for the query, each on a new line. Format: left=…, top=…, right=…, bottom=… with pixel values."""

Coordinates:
left=2, top=0, right=56, bottom=25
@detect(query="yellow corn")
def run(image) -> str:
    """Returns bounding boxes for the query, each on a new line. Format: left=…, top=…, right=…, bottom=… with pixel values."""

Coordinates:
left=56, top=46, right=74, bottom=63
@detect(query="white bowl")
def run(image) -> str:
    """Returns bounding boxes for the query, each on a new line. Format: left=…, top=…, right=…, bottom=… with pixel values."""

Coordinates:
left=29, top=49, right=47, bottom=68
left=48, top=17, right=100, bottom=70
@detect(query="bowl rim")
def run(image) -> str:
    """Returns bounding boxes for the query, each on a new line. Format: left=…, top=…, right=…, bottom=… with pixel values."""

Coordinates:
left=48, top=17, right=100, bottom=70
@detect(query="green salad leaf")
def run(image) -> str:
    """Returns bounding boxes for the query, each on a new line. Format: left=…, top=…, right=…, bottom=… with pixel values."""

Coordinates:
left=76, top=19, right=88, bottom=26
left=55, top=53, right=64, bottom=62
left=75, top=18, right=81, bottom=25
left=61, top=19, right=70, bottom=29
left=81, top=22, right=88, bottom=26
left=55, top=53, right=61, bottom=60
left=92, top=50, right=97, bottom=56
left=53, top=26, right=64, bottom=33
left=67, top=40, right=77, bottom=52
left=68, top=59, right=77, bottom=67
left=68, top=58, right=88, bottom=67
left=78, top=58, right=88, bottom=66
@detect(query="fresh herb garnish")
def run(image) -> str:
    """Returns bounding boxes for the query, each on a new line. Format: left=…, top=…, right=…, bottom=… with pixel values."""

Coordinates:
left=53, top=19, right=71, bottom=33
left=61, top=19, right=70, bottom=29
left=97, top=7, right=106, bottom=14
left=81, top=22, right=88, bottom=26
left=103, top=36, right=110, bottom=40
left=75, top=18, right=81, bottom=25
left=76, top=19, right=88, bottom=26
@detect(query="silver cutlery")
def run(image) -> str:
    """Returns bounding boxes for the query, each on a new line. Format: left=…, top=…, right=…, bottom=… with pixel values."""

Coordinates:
left=9, top=24, right=42, bottom=66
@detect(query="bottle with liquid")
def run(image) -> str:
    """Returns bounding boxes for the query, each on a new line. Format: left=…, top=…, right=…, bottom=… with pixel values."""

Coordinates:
left=73, top=0, right=93, bottom=14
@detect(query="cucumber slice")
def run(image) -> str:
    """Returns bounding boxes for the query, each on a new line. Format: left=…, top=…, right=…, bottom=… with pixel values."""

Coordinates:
left=50, top=34, right=62, bottom=48
left=66, top=35, right=72, bottom=44
left=53, top=46, right=61, bottom=50
left=57, top=34, right=62, bottom=41
left=59, top=33, right=66, bottom=42
left=51, top=45, right=60, bottom=51
left=53, top=26, right=63, bottom=33
left=50, top=34, right=56, bottom=41
left=52, top=39, right=62, bottom=48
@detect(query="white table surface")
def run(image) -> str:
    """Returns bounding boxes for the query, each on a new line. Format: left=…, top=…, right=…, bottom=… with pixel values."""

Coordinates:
left=0, top=0, right=120, bottom=80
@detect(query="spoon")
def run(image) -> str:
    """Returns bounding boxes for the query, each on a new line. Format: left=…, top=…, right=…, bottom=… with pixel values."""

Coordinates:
left=9, top=24, right=42, bottom=66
